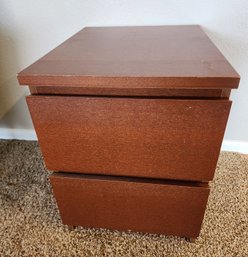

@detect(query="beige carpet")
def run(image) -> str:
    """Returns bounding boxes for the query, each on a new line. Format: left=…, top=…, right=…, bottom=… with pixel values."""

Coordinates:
left=0, top=140, right=247, bottom=257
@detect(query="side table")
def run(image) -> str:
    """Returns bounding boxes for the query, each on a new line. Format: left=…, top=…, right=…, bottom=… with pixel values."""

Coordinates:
left=17, top=25, right=240, bottom=240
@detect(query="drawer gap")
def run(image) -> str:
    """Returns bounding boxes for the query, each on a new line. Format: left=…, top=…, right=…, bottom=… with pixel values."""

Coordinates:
left=51, top=172, right=209, bottom=188
left=28, top=86, right=231, bottom=99
left=28, top=92, right=229, bottom=100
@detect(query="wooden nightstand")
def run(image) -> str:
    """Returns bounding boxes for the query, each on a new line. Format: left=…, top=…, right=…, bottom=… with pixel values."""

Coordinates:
left=17, top=25, right=239, bottom=240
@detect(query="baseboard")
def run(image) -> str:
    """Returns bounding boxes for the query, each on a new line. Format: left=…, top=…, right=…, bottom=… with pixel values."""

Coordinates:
left=221, top=140, right=248, bottom=154
left=0, top=128, right=37, bottom=141
left=0, top=128, right=247, bottom=154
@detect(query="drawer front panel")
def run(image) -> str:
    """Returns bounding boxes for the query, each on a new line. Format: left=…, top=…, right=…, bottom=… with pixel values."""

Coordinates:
left=27, top=96, right=231, bottom=181
left=50, top=174, right=210, bottom=237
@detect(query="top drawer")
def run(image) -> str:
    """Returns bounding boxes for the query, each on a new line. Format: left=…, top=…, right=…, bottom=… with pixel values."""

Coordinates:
left=27, top=96, right=231, bottom=181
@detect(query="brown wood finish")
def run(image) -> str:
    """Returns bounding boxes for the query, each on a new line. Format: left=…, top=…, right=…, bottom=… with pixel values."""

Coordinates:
left=18, top=25, right=240, bottom=238
left=27, top=95, right=231, bottom=181
left=28, top=85, right=230, bottom=98
left=50, top=173, right=210, bottom=238
left=221, top=89, right=231, bottom=98
left=28, top=86, right=38, bottom=95
left=18, top=26, right=239, bottom=90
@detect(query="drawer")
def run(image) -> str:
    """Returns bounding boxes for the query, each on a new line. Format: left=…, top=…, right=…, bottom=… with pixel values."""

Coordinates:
left=27, top=96, right=231, bottom=181
left=50, top=173, right=210, bottom=238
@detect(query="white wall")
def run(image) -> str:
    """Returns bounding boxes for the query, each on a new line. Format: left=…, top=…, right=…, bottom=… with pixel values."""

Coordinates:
left=0, top=0, right=248, bottom=145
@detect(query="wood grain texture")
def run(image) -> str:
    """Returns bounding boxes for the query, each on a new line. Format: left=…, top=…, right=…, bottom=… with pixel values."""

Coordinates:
left=28, top=86, right=229, bottom=98
left=220, top=89, right=231, bottom=98
left=18, top=26, right=240, bottom=90
left=27, top=95, right=231, bottom=181
left=50, top=173, right=210, bottom=238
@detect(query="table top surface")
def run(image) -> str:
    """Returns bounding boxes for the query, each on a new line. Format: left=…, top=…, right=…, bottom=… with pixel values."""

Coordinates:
left=18, top=25, right=239, bottom=89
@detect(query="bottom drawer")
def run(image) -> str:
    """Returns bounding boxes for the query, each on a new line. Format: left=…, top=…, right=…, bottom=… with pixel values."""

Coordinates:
left=50, top=174, right=210, bottom=238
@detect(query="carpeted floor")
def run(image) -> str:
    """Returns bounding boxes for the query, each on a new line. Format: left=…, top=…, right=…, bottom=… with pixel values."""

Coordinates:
left=0, top=140, right=247, bottom=257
